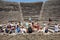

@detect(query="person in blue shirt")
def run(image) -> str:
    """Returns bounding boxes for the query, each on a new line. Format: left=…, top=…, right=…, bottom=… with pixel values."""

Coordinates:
left=15, top=25, right=20, bottom=33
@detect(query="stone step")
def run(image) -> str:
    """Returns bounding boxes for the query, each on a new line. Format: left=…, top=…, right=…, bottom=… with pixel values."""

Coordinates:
left=48, top=29, right=54, bottom=33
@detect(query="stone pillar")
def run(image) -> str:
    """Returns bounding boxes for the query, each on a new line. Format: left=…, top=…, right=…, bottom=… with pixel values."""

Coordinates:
left=40, top=0, right=60, bottom=23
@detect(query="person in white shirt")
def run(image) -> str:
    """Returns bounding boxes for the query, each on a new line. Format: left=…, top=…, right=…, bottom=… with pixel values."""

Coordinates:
left=20, top=26, right=26, bottom=33
left=54, top=24, right=59, bottom=32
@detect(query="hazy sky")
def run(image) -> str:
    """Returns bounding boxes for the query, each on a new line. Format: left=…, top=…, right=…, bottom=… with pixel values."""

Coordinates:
left=4, top=0, right=46, bottom=2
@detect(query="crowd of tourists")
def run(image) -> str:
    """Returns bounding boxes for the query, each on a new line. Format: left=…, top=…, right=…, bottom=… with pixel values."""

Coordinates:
left=0, top=21, right=60, bottom=34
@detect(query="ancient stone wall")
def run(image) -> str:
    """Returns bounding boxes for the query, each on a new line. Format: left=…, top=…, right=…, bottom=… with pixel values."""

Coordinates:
left=0, top=1, right=22, bottom=23
left=20, top=2, right=43, bottom=21
left=0, top=1, right=43, bottom=23
left=40, top=0, right=60, bottom=22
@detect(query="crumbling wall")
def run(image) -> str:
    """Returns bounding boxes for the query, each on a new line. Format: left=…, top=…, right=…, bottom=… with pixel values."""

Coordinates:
left=0, top=33, right=60, bottom=40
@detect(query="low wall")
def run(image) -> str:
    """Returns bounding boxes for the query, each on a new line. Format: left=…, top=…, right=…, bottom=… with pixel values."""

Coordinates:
left=0, top=33, right=60, bottom=40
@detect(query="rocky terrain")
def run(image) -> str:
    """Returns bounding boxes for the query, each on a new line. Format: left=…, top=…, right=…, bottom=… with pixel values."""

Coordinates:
left=0, top=33, right=60, bottom=40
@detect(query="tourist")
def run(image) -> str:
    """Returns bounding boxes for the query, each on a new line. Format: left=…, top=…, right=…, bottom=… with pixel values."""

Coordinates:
left=31, top=22, right=34, bottom=26
left=31, top=22, right=40, bottom=32
left=15, top=25, right=20, bottom=33
left=25, top=22, right=29, bottom=28
left=20, top=26, right=26, bottom=33
left=45, top=26, right=48, bottom=33
left=0, top=29, right=4, bottom=33
left=11, top=24, right=16, bottom=33
left=27, top=24, right=33, bottom=33
left=35, top=23, right=40, bottom=30
left=5, top=25, right=12, bottom=34
left=49, top=18, right=52, bottom=22
left=0, top=25, right=4, bottom=33
left=42, top=24, right=48, bottom=33
left=54, top=24, right=59, bottom=32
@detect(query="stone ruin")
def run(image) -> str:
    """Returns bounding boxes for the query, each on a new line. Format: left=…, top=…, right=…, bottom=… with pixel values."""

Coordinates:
left=20, top=2, right=43, bottom=21
left=0, top=1, right=43, bottom=24
left=0, top=0, right=60, bottom=40
left=40, top=0, right=60, bottom=23
left=0, top=0, right=60, bottom=24
left=0, top=1, right=20, bottom=23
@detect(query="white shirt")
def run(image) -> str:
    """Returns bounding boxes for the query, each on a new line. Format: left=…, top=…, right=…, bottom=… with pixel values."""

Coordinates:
left=54, top=25, right=59, bottom=31
left=20, top=28, right=26, bottom=33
